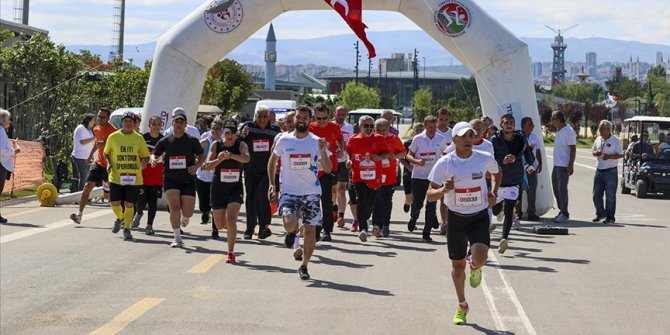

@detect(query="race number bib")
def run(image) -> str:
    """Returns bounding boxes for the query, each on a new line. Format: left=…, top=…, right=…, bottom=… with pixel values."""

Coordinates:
left=220, top=169, right=240, bottom=183
left=342, top=131, right=350, bottom=142
left=169, top=156, right=186, bottom=169
left=120, top=173, right=136, bottom=186
left=420, top=152, right=437, bottom=164
left=360, top=166, right=376, bottom=180
left=253, top=139, right=270, bottom=152
left=381, top=159, right=390, bottom=168
left=289, top=154, right=311, bottom=170
left=454, top=186, right=483, bottom=207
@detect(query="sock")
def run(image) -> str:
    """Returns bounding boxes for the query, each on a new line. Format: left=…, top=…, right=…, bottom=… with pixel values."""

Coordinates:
left=459, top=300, right=468, bottom=309
left=338, top=212, right=344, bottom=218
left=111, top=205, right=124, bottom=220
left=123, top=207, right=134, bottom=229
left=174, top=228, right=181, bottom=241
left=78, top=211, right=83, bottom=217
left=333, top=204, right=338, bottom=213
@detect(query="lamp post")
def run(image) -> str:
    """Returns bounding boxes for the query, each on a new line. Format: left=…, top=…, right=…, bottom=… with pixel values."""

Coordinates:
left=354, top=41, right=360, bottom=85
left=422, top=56, right=426, bottom=87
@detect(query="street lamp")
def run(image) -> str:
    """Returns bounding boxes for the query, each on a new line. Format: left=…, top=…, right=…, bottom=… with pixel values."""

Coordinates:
left=422, top=56, right=426, bottom=87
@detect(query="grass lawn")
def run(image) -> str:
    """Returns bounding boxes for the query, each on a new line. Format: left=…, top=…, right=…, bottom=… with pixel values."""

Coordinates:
left=543, top=135, right=594, bottom=149
left=1, top=187, right=37, bottom=202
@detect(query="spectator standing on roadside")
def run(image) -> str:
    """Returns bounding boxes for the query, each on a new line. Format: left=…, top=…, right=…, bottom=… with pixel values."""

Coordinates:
left=550, top=111, right=576, bottom=224
left=0, top=109, right=20, bottom=224
left=71, top=114, right=96, bottom=192
left=591, top=120, right=623, bottom=224
left=516, top=117, right=542, bottom=222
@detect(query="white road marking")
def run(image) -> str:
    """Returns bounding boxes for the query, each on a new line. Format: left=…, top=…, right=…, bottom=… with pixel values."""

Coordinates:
left=2, top=207, right=48, bottom=219
left=1, top=210, right=110, bottom=244
left=546, top=154, right=596, bottom=171
left=484, top=250, right=539, bottom=335
left=481, top=274, right=506, bottom=331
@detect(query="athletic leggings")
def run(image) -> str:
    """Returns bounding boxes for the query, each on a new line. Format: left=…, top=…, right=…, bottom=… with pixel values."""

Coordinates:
left=135, top=186, right=160, bottom=226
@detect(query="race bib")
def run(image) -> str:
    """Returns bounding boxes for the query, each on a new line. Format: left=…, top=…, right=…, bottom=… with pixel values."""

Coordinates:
left=381, top=159, right=390, bottom=168
left=120, top=173, right=136, bottom=186
left=253, top=139, right=270, bottom=152
left=220, top=168, right=240, bottom=183
left=455, top=186, right=483, bottom=207
left=420, top=152, right=437, bottom=164
left=289, top=154, right=311, bottom=170
left=342, top=131, right=350, bottom=142
left=169, top=156, right=186, bottom=169
left=360, top=166, right=376, bottom=180
left=501, top=186, right=519, bottom=200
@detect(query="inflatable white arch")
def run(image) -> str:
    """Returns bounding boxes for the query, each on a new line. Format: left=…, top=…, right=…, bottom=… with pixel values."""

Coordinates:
left=142, top=0, right=553, bottom=216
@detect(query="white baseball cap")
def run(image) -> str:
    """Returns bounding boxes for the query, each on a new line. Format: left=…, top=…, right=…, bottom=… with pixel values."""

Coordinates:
left=452, top=121, right=477, bottom=137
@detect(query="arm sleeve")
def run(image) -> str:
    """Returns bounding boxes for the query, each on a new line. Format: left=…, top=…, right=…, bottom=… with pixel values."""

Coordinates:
left=567, top=130, right=577, bottom=145
left=103, top=135, right=113, bottom=155
left=192, top=138, right=204, bottom=155
left=486, top=155, right=500, bottom=174
left=427, top=158, right=449, bottom=185
left=408, top=137, right=419, bottom=153
left=153, top=138, right=165, bottom=157
left=138, top=136, right=150, bottom=158
left=273, top=137, right=284, bottom=156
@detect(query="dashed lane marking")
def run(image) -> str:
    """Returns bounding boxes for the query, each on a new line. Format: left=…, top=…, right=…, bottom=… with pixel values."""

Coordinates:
left=88, top=298, right=165, bottom=335
left=187, top=254, right=226, bottom=273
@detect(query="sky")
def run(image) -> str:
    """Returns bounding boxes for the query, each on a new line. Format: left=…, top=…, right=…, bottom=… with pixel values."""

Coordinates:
left=2, top=0, right=669, bottom=50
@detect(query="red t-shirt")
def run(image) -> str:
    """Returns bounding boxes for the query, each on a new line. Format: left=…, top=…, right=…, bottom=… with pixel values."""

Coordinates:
left=309, top=121, right=343, bottom=175
left=346, top=133, right=386, bottom=188
left=380, top=134, right=406, bottom=186
left=93, top=123, right=117, bottom=167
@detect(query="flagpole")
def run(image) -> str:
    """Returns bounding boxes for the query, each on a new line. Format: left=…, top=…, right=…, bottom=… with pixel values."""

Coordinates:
left=354, top=41, right=360, bottom=85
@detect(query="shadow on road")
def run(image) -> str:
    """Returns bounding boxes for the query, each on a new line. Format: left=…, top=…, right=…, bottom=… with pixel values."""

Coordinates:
left=1, top=222, right=43, bottom=228
left=514, top=252, right=590, bottom=265
left=466, top=323, right=515, bottom=334
left=235, top=260, right=296, bottom=274
left=319, top=244, right=398, bottom=257
left=492, top=263, right=557, bottom=273
left=312, top=254, right=373, bottom=269
left=306, top=279, right=394, bottom=296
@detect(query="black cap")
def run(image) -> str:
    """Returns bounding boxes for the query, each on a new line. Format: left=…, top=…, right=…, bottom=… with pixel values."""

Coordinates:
left=122, top=111, right=135, bottom=121
left=223, top=119, right=238, bottom=132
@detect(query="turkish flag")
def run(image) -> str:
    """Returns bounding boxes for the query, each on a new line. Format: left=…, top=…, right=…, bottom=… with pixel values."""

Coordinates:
left=324, top=0, right=376, bottom=58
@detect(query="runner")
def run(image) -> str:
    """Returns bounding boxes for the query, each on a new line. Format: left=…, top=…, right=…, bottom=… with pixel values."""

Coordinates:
left=309, top=103, right=344, bottom=242
left=150, top=107, right=205, bottom=247
left=132, top=116, right=164, bottom=235
left=240, top=106, right=281, bottom=240
left=204, top=118, right=250, bottom=263
left=371, top=118, right=406, bottom=238
left=435, top=108, right=453, bottom=235
left=103, top=111, right=150, bottom=240
left=427, top=121, right=501, bottom=325
left=345, top=115, right=387, bottom=242
left=70, top=108, right=116, bottom=224
left=400, top=123, right=425, bottom=214
left=406, top=115, right=448, bottom=242
left=196, top=118, right=222, bottom=238
left=333, top=106, right=354, bottom=229
left=268, top=106, right=332, bottom=280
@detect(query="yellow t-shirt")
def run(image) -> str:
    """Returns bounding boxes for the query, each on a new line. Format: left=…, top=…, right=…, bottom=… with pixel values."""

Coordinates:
left=104, top=130, right=150, bottom=186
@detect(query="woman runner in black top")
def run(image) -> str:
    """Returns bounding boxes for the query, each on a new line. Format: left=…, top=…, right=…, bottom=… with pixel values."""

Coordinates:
left=204, top=118, right=250, bottom=264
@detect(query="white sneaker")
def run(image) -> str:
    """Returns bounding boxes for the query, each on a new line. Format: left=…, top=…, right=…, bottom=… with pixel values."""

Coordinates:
left=70, top=213, right=81, bottom=224
left=180, top=217, right=190, bottom=228
left=496, top=211, right=504, bottom=222
left=170, top=239, right=184, bottom=248
left=512, top=219, right=522, bottom=230
left=359, top=231, right=368, bottom=242
left=498, top=238, right=508, bottom=254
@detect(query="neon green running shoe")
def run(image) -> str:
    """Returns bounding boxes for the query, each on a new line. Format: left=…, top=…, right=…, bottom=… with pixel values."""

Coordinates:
left=453, top=304, right=468, bottom=325
left=469, top=267, right=482, bottom=288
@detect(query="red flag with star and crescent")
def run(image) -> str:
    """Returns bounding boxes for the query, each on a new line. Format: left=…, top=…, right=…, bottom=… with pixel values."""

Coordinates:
left=324, top=0, right=376, bottom=58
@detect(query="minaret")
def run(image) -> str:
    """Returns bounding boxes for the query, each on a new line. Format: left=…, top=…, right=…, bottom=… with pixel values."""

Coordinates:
left=264, top=23, right=277, bottom=90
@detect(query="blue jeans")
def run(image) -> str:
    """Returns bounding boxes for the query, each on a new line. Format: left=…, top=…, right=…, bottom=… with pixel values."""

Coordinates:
left=593, top=167, right=618, bottom=219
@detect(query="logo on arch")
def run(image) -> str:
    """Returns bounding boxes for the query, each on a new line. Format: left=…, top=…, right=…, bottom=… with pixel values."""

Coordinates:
left=433, top=1, right=471, bottom=37
left=204, top=0, right=243, bottom=33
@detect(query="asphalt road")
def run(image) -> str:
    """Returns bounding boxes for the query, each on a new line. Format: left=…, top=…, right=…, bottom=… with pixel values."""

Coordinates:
left=1, top=147, right=669, bottom=335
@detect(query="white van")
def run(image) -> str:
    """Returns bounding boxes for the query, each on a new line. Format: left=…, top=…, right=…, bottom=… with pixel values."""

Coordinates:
left=255, top=99, right=297, bottom=123
left=110, top=107, right=143, bottom=129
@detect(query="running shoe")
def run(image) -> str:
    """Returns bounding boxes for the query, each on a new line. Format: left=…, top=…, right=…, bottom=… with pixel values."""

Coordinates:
left=0, top=216, right=7, bottom=224
left=201, top=211, right=209, bottom=224
left=145, top=225, right=155, bottom=235
left=332, top=210, right=338, bottom=222
left=527, top=214, right=541, bottom=221
left=489, top=223, right=496, bottom=233
left=372, top=226, right=381, bottom=238
left=321, top=232, right=332, bottom=242
left=211, top=229, right=219, bottom=239
left=592, top=215, right=606, bottom=222
left=226, top=252, right=236, bottom=264
left=358, top=231, right=368, bottom=242
left=180, top=217, right=190, bottom=228
left=453, top=304, right=469, bottom=325
left=243, top=232, right=253, bottom=240
left=112, top=219, right=122, bottom=234
left=351, top=220, right=359, bottom=233
left=498, top=238, right=508, bottom=254
left=604, top=217, right=616, bottom=224
left=258, top=226, right=272, bottom=239
left=496, top=211, right=504, bottom=222
left=123, top=228, right=133, bottom=241
left=337, top=217, right=345, bottom=228
left=403, top=203, right=410, bottom=213
left=298, top=265, right=310, bottom=280
left=382, top=225, right=390, bottom=237
left=293, top=247, right=303, bottom=261
left=284, top=232, right=297, bottom=248
left=407, top=217, right=417, bottom=232
left=512, top=219, right=522, bottom=230
left=439, top=223, right=448, bottom=235
left=70, top=213, right=81, bottom=224
left=131, top=212, right=143, bottom=228
left=170, top=239, right=184, bottom=248
left=422, top=235, right=433, bottom=243
left=469, top=267, right=482, bottom=288
left=553, top=213, right=569, bottom=224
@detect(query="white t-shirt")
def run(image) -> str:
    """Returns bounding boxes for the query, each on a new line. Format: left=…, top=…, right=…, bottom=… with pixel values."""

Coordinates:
left=196, top=135, right=215, bottom=182
left=338, top=122, right=354, bottom=163
left=527, top=132, right=542, bottom=169
left=437, top=127, right=453, bottom=145
left=273, top=133, right=327, bottom=196
left=72, top=124, right=95, bottom=159
left=592, top=135, right=623, bottom=170
left=444, top=138, right=494, bottom=156
left=428, top=150, right=499, bottom=215
left=409, top=132, right=448, bottom=179
left=164, top=124, right=201, bottom=139
left=553, top=125, right=576, bottom=167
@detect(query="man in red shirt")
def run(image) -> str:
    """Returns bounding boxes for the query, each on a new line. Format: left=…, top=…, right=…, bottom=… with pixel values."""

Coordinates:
left=371, top=118, right=406, bottom=238
left=308, top=104, right=344, bottom=242
left=345, top=115, right=388, bottom=242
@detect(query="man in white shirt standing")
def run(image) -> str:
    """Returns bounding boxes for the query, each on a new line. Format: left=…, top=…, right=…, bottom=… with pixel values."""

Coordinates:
left=550, top=111, right=576, bottom=223
left=591, top=120, right=624, bottom=224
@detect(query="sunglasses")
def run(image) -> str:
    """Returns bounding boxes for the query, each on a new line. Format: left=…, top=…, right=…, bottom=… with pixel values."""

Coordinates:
left=362, top=124, right=374, bottom=129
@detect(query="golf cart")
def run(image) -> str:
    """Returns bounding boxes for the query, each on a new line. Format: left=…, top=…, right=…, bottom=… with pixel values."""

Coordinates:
left=621, top=116, right=670, bottom=198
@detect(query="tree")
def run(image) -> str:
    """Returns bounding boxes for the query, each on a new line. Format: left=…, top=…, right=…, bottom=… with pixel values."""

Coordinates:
left=380, top=94, right=397, bottom=110
left=605, top=77, right=643, bottom=101
left=201, top=59, right=254, bottom=114
left=646, top=65, right=670, bottom=117
left=412, top=88, right=432, bottom=121
left=339, top=81, right=380, bottom=110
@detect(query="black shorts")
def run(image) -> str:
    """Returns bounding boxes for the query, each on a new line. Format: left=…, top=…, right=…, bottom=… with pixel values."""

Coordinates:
left=211, top=181, right=244, bottom=209
left=87, top=163, right=108, bottom=184
left=164, top=177, right=196, bottom=197
left=109, top=183, right=140, bottom=204
left=447, top=209, right=490, bottom=260
left=336, top=162, right=350, bottom=182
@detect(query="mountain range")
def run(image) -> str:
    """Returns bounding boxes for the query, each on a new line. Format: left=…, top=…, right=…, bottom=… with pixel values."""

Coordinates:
left=66, top=30, right=670, bottom=69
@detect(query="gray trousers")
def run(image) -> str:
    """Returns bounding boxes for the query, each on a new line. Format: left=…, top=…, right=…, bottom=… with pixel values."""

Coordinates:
left=71, top=156, right=90, bottom=192
left=551, top=166, right=570, bottom=217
